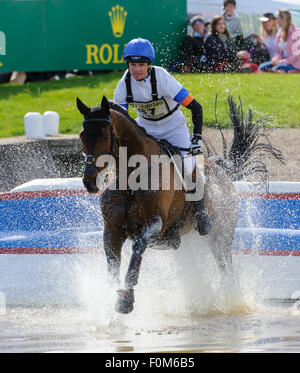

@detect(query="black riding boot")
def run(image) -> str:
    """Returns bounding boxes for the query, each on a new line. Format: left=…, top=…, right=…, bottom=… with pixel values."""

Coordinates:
left=194, top=198, right=212, bottom=235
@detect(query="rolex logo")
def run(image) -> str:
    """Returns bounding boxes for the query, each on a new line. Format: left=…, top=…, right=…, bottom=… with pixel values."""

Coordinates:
left=108, top=5, right=127, bottom=38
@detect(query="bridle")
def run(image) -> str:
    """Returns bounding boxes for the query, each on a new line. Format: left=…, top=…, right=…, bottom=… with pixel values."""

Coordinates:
left=82, top=117, right=118, bottom=175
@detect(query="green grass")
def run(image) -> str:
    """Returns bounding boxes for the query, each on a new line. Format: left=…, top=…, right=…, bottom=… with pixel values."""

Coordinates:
left=0, top=72, right=299, bottom=138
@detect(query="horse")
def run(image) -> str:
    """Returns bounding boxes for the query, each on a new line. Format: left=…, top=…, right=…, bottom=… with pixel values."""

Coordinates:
left=77, top=96, right=239, bottom=314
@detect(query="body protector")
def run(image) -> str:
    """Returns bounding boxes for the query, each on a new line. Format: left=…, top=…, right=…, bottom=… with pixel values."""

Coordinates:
left=125, top=67, right=180, bottom=121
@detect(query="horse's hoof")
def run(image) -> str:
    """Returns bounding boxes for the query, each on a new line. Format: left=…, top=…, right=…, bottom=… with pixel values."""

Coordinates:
left=115, top=289, right=135, bottom=314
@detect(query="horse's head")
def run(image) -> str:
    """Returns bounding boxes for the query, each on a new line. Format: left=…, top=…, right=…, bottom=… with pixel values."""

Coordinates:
left=77, top=96, right=116, bottom=193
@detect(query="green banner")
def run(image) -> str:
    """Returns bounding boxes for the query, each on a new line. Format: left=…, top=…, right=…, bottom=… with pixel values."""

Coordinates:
left=0, top=0, right=187, bottom=73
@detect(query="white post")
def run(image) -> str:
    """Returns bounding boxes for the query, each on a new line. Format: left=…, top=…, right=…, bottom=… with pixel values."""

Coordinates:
left=24, top=112, right=44, bottom=139
left=43, top=111, right=59, bottom=136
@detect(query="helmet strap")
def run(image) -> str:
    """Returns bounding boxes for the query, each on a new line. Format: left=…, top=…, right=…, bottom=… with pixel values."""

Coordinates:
left=137, top=68, right=151, bottom=81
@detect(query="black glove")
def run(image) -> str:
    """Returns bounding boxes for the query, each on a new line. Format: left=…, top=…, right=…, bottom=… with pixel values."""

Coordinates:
left=189, top=134, right=203, bottom=155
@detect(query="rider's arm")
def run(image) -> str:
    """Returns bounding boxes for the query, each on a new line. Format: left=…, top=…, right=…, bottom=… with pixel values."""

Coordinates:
left=174, top=88, right=203, bottom=136
left=186, top=99, right=203, bottom=136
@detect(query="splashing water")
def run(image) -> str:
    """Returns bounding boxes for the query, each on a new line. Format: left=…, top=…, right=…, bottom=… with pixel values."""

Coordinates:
left=75, top=229, right=258, bottom=334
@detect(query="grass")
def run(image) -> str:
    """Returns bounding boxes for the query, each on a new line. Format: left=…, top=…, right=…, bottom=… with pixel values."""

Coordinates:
left=0, top=71, right=299, bottom=138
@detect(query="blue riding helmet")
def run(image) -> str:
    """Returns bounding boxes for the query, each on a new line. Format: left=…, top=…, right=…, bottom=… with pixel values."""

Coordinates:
left=123, top=38, right=155, bottom=63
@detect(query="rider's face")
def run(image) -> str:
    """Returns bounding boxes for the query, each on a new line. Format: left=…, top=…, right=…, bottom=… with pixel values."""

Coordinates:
left=128, top=62, right=149, bottom=80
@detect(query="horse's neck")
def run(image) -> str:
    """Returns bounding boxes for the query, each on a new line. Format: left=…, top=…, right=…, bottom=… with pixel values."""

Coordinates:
left=110, top=110, right=154, bottom=157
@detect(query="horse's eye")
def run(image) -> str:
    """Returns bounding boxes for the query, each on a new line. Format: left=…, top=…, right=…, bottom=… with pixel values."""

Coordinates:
left=104, top=133, right=109, bottom=140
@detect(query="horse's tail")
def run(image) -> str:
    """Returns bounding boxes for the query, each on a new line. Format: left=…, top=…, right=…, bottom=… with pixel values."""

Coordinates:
left=204, top=95, right=284, bottom=182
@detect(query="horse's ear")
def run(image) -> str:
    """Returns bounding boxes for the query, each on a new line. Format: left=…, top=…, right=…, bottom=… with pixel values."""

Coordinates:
left=76, top=97, right=90, bottom=116
left=101, top=96, right=110, bottom=116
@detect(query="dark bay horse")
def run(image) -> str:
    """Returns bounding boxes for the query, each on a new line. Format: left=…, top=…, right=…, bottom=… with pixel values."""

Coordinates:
left=77, top=96, right=238, bottom=314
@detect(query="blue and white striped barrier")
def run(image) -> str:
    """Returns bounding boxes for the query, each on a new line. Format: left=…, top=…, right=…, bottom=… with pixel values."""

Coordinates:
left=0, top=178, right=299, bottom=303
left=234, top=181, right=300, bottom=256
left=0, top=179, right=299, bottom=255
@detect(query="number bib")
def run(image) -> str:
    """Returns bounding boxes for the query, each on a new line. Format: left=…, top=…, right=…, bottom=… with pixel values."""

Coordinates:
left=130, top=98, right=170, bottom=121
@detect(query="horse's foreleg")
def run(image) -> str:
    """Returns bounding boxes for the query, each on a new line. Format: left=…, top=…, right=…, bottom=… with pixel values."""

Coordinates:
left=115, top=216, right=163, bottom=314
left=103, top=227, right=126, bottom=287
left=127, top=215, right=162, bottom=287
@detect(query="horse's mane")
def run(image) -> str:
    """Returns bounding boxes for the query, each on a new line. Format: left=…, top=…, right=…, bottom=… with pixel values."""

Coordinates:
left=107, top=100, right=149, bottom=138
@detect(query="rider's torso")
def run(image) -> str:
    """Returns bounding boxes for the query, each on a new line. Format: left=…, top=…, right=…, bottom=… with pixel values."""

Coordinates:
left=114, top=66, right=187, bottom=136
left=125, top=67, right=180, bottom=122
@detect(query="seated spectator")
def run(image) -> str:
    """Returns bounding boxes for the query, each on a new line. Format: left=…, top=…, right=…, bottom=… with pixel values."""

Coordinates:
left=259, top=9, right=300, bottom=73
left=241, top=34, right=270, bottom=67
left=222, top=0, right=244, bottom=50
left=204, top=15, right=244, bottom=72
left=231, top=13, right=275, bottom=70
left=169, top=15, right=207, bottom=73
left=259, top=13, right=278, bottom=59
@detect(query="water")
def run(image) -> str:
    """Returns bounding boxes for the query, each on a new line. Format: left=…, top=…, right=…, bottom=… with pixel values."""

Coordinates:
left=0, top=231, right=299, bottom=353
left=0, top=303, right=299, bottom=353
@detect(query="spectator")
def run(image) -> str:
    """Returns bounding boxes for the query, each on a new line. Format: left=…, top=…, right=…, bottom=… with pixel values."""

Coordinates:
left=259, top=9, right=300, bottom=73
left=203, top=15, right=243, bottom=72
left=222, top=0, right=244, bottom=50
left=259, top=12, right=278, bottom=59
left=236, top=13, right=276, bottom=69
left=169, top=15, right=207, bottom=73
left=180, top=15, right=207, bottom=72
left=241, top=34, right=270, bottom=67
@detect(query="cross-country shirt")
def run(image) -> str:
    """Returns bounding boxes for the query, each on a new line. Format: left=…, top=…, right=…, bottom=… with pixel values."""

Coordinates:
left=113, top=66, right=194, bottom=137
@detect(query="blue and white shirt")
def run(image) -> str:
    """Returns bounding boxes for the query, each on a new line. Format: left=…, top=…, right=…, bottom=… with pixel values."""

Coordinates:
left=113, top=66, right=194, bottom=137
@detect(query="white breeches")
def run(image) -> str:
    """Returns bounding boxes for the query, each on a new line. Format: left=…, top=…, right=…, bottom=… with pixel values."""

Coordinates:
left=157, top=124, right=195, bottom=175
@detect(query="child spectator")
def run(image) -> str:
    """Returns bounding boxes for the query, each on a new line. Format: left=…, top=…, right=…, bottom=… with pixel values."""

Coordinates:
left=241, top=34, right=270, bottom=67
left=222, top=0, right=244, bottom=50
left=259, top=9, right=300, bottom=73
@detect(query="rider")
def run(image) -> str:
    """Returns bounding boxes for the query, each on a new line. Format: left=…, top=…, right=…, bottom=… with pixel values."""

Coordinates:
left=113, top=37, right=212, bottom=235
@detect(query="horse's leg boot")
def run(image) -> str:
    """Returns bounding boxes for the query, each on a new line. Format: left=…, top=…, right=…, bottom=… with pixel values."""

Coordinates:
left=169, top=231, right=181, bottom=250
left=194, top=198, right=212, bottom=235
left=115, top=289, right=135, bottom=314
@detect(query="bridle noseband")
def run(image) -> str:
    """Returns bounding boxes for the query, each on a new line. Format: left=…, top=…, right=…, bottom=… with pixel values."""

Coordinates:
left=82, top=117, right=117, bottom=175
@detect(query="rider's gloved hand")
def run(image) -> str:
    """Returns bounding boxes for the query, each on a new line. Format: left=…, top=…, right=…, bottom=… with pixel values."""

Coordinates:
left=189, top=134, right=203, bottom=155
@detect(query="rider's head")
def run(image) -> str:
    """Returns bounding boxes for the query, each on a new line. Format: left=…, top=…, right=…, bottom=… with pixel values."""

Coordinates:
left=123, top=38, right=155, bottom=81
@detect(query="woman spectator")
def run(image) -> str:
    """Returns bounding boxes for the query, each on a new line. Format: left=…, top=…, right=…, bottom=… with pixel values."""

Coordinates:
left=259, top=13, right=278, bottom=59
left=204, top=15, right=243, bottom=72
left=238, top=13, right=276, bottom=69
left=259, top=9, right=300, bottom=73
